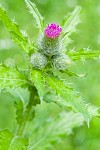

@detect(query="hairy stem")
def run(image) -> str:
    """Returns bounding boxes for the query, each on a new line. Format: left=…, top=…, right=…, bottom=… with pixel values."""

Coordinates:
left=16, top=87, right=37, bottom=136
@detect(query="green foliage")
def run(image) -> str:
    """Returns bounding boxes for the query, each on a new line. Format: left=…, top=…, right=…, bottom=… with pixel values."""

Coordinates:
left=29, top=109, right=84, bottom=150
left=10, top=88, right=24, bottom=125
left=0, top=65, right=28, bottom=91
left=62, top=69, right=86, bottom=78
left=0, top=5, right=34, bottom=55
left=0, top=1, right=100, bottom=150
left=62, top=6, right=81, bottom=47
left=30, top=70, right=45, bottom=103
left=9, top=136, right=29, bottom=150
left=52, top=68, right=86, bottom=82
left=0, top=129, right=28, bottom=150
left=44, top=74, right=90, bottom=123
left=44, top=93, right=100, bottom=119
left=68, top=48, right=100, bottom=61
left=25, top=0, right=44, bottom=32
left=0, top=130, right=13, bottom=150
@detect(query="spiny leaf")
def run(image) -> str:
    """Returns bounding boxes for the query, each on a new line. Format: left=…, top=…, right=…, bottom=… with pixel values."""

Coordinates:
left=25, top=0, right=44, bottom=31
left=68, top=48, right=100, bottom=61
left=62, top=6, right=81, bottom=46
left=14, top=99, right=24, bottom=125
left=52, top=69, right=74, bottom=90
left=0, top=129, right=29, bottom=150
left=9, top=136, right=29, bottom=150
left=0, top=5, right=34, bottom=54
left=63, top=69, right=86, bottom=78
left=44, top=74, right=90, bottom=123
left=0, top=65, right=28, bottom=91
left=62, top=6, right=81, bottom=32
left=49, top=94, right=100, bottom=121
left=0, top=129, right=13, bottom=150
left=11, top=31, right=35, bottom=55
left=10, top=88, right=25, bottom=125
left=30, top=70, right=45, bottom=103
left=52, top=68, right=86, bottom=80
left=87, top=104, right=100, bottom=119
left=29, top=110, right=84, bottom=150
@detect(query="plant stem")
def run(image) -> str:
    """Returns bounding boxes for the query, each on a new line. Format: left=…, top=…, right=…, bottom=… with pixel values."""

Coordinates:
left=16, top=87, right=37, bottom=136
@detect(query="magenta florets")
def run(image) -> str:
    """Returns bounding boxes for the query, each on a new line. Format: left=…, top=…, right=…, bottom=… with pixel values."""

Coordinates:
left=44, top=23, right=62, bottom=39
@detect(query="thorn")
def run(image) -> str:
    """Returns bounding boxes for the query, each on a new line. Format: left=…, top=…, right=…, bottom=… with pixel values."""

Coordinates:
left=71, top=47, right=76, bottom=52
left=81, top=58, right=87, bottom=64
left=87, top=119, right=90, bottom=128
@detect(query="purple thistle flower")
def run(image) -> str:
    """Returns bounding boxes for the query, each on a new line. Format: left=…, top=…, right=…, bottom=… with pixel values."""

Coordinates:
left=44, top=23, right=62, bottom=39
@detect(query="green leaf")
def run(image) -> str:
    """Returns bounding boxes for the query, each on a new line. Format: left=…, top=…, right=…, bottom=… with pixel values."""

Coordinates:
left=45, top=93, right=100, bottom=120
left=0, top=5, right=34, bottom=54
left=10, top=88, right=24, bottom=125
left=63, top=69, right=86, bottom=77
left=62, top=6, right=81, bottom=46
left=30, top=70, right=45, bottom=103
left=87, top=104, right=100, bottom=119
left=68, top=48, right=100, bottom=61
left=0, top=129, right=29, bottom=150
left=9, top=137, right=29, bottom=150
left=52, top=68, right=86, bottom=80
left=14, top=99, right=24, bottom=125
left=44, top=74, right=90, bottom=123
left=25, top=0, right=44, bottom=31
left=0, top=129, right=13, bottom=150
left=29, top=110, right=84, bottom=150
left=0, top=65, right=28, bottom=91
left=10, top=88, right=31, bottom=124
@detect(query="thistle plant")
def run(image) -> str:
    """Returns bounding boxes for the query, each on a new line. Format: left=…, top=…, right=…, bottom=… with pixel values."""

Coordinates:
left=0, top=0, right=100, bottom=149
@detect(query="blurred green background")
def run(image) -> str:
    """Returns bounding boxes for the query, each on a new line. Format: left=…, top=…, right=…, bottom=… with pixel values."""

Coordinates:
left=0, top=0, right=100, bottom=149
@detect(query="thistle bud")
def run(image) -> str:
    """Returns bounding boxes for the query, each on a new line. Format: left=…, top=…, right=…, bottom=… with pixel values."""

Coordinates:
left=38, top=23, right=62, bottom=56
left=44, top=23, right=62, bottom=39
left=30, top=53, right=47, bottom=69
left=52, top=54, right=71, bottom=70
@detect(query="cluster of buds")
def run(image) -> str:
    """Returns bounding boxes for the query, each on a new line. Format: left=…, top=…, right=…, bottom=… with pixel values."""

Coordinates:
left=30, top=23, right=71, bottom=70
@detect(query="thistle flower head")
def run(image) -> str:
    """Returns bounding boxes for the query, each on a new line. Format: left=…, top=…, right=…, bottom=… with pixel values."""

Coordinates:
left=44, top=23, right=62, bottom=39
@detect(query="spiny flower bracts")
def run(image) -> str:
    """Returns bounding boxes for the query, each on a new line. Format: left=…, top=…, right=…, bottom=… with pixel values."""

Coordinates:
left=30, top=52, right=47, bottom=69
left=38, top=33, right=63, bottom=56
left=52, top=54, right=71, bottom=70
